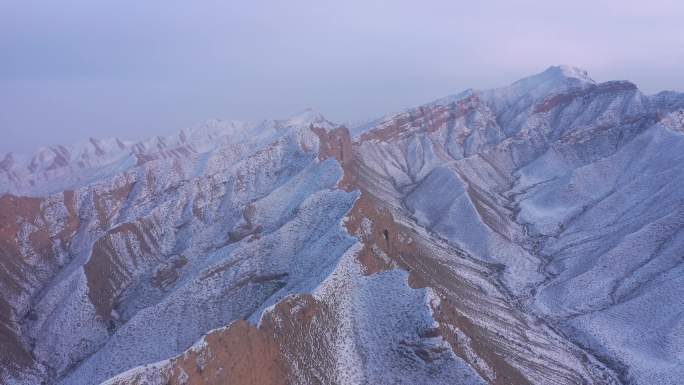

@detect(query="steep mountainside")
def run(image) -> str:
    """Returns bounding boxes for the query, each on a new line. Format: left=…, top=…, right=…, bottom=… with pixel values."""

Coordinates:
left=1, top=66, right=683, bottom=385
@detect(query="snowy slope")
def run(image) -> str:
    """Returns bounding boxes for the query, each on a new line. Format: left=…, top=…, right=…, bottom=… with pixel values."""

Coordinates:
left=1, top=66, right=683, bottom=385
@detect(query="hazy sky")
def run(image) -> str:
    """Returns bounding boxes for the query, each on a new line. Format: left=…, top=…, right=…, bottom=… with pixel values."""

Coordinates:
left=2, top=0, right=683, bottom=153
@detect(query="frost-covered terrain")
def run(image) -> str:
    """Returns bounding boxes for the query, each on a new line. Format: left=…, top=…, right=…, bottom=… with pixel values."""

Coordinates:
left=1, top=66, right=682, bottom=385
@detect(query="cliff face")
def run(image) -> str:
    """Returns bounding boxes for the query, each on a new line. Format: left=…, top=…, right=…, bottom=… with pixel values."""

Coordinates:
left=2, top=67, right=684, bottom=385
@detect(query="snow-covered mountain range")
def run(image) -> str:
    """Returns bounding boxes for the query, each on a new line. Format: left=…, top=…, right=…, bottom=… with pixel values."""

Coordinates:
left=1, top=66, right=683, bottom=385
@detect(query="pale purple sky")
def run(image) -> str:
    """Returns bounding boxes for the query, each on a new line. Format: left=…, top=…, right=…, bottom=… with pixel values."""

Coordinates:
left=2, top=0, right=683, bottom=152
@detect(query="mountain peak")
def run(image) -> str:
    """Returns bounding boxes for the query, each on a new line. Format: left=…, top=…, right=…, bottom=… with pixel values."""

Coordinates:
left=475, top=64, right=597, bottom=107
left=282, top=108, right=335, bottom=129
left=544, top=65, right=593, bottom=82
left=289, top=107, right=325, bottom=120
left=518, top=65, right=596, bottom=90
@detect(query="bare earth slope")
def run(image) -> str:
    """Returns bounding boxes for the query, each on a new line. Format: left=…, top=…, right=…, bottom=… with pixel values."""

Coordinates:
left=1, top=67, right=682, bottom=385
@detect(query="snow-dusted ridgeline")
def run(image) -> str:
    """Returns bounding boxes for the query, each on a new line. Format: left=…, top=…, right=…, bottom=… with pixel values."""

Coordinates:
left=1, top=66, right=683, bottom=385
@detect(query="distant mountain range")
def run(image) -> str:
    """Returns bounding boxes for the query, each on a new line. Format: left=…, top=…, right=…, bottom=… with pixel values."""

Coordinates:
left=1, top=66, right=683, bottom=385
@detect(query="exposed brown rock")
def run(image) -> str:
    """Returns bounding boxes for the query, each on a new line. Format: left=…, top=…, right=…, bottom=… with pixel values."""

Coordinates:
left=226, top=205, right=261, bottom=244
left=534, top=81, right=637, bottom=114
left=93, top=181, right=135, bottom=227
left=165, top=320, right=284, bottom=385
left=359, top=98, right=480, bottom=143
left=0, top=192, right=80, bottom=377
left=84, top=220, right=161, bottom=320
left=107, top=294, right=335, bottom=385
left=533, top=91, right=582, bottom=113
left=343, top=192, right=396, bottom=274
left=152, top=256, right=188, bottom=290
left=310, top=125, right=354, bottom=189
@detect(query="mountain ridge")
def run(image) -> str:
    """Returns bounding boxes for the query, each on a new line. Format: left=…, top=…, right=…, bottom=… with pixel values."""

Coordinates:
left=1, top=66, right=683, bottom=385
